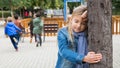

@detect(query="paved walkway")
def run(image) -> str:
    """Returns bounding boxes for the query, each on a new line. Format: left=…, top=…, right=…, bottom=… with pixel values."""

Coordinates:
left=0, top=37, right=58, bottom=68
left=0, top=26, right=58, bottom=68
left=0, top=26, right=120, bottom=68
left=113, top=35, right=120, bottom=68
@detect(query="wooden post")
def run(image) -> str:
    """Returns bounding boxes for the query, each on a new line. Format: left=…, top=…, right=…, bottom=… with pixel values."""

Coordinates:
left=88, top=0, right=112, bottom=68
left=112, top=16, right=115, bottom=34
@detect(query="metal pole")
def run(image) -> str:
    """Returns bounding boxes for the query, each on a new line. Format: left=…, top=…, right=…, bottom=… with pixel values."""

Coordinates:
left=64, top=0, right=67, bottom=21
left=81, top=0, right=85, bottom=5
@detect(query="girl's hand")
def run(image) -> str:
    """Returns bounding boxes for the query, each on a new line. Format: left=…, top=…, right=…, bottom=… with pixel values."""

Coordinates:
left=83, top=52, right=102, bottom=63
left=81, top=10, right=87, bottom=19
left=95, top=53, right=102, bottom=61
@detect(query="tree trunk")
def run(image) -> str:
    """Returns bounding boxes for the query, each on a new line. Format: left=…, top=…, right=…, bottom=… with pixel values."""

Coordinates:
left=88, top=0, right=112, bottom=68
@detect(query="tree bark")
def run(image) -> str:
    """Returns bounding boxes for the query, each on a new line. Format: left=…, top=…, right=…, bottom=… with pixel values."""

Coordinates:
left=88, top=0, right=112, bottom=68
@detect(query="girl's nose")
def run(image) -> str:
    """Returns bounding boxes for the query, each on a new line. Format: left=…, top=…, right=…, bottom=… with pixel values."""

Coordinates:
left=77, top=23, right=81, bottom=28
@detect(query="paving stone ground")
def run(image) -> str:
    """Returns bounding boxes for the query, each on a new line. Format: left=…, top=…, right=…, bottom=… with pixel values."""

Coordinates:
left=0, top=26, right=120, bottom=68
left=0, top=36, right=58, bottom=68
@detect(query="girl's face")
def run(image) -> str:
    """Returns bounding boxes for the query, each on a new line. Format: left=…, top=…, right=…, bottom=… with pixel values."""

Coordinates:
left=71, top=15, right=87, bottom=32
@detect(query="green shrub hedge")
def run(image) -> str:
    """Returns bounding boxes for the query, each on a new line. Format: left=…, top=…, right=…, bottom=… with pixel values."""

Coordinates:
left=113, top=9, right=120, bottom=15
left=0, top=11, right=11, bottom=18
left=0, top=10, right=119, bottom=18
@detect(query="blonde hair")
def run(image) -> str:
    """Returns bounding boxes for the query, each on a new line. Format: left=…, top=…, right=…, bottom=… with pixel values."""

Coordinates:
left=7, top=17, right=13, bottom=22
left=67, top=5, right=87, bottom=42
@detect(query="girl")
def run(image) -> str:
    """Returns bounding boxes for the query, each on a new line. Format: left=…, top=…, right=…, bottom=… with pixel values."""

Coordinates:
left=55, top=5, right=102, bottom=68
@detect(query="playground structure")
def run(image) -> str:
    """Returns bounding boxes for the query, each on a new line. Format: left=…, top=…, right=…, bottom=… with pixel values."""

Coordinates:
left=20, top=15, right=120, bottom=38
left=20, top=17, right=67, bottom=37
left=112, top=15, right=120, bottom=34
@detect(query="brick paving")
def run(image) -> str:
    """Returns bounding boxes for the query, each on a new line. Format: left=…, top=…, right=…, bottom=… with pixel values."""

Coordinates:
left=0, top=36, right=58, bottom=68
left=113, top=35, right=120, bottom=68
left=0, top=26, right=120, bottom=68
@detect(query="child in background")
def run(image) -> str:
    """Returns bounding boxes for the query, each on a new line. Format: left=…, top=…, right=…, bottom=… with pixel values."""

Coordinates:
left=14, top=14, right=24, bottom=42
left=5, top=17, right=22, bottom=51
left=28, top=13, right=37, bottom=43
left=33, top=13, right=43, bottom=47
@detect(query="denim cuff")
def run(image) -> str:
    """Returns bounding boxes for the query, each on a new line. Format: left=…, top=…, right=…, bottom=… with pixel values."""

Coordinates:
left=76, top=55, right=85, bottom=64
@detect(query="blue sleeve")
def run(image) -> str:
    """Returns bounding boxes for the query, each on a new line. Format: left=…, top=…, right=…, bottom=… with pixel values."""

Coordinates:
left=57, top=30, right=85, bottom=64
left=13, top=24, right=22, bottom=32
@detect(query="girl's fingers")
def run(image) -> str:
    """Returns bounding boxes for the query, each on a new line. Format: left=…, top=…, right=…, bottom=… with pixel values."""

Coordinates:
left=95, top=54, right=102, bottom=59
left=94, top=60, right=100, bottom=63
left=81, top=10, right=87, bottom=18
left=88, top=52, right=95, bottom=54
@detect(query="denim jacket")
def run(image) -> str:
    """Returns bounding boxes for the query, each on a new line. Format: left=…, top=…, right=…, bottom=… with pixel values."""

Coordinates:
left=55, top=27, right=85, bottom=68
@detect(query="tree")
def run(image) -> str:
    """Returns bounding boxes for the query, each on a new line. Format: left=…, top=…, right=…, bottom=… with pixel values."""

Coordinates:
left=67, top=2, right=81, bottom=14
left=0, top=0, right=22, bottom=17
left=112, top=0, right=120, bottom=9
left=88, top=0, right=112, bottom=68
left=112, top=0, right=120, bottom=15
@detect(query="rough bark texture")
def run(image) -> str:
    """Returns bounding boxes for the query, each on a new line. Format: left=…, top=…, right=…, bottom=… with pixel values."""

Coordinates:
left=88, top=0, right=112, bottom=68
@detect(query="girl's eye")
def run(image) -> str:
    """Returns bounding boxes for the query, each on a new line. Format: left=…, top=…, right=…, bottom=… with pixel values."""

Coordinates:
left=81, top=22, right=86, bottom=25
left=75, top=21, right=79, bottom=23
left=73, top=20, right=79, bottom=23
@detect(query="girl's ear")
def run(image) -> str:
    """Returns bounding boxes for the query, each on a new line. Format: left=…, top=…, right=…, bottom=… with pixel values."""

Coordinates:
left=81, top=11, right=87, bottom=18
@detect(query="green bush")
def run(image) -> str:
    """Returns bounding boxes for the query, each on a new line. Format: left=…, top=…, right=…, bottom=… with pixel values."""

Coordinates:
left=112, top=9, right=120, bottom=15
left=0, top=11, right=11, bottom=18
